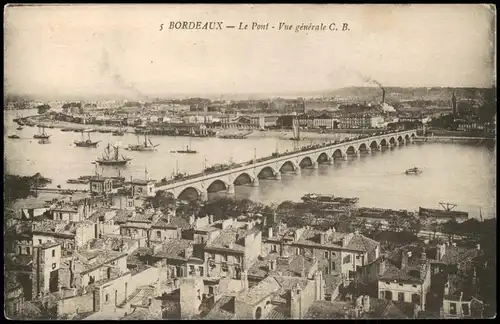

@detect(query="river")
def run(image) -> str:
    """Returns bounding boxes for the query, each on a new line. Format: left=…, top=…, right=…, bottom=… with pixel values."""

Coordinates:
left=4, top=109, right=496, bottom=220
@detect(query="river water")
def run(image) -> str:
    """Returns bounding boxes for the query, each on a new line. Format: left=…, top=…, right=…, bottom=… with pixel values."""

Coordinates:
left=4, top=109, right=496, bottom=219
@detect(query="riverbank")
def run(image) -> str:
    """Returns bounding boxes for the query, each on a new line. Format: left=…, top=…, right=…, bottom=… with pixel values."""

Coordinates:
left=23, top=116, right=135, bottom=132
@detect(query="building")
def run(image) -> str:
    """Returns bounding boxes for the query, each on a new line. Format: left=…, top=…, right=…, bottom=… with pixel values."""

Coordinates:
left=357, top=245, right=432, bottom=311
left=339, top=113, right=385, bottom=129
left=263, top=225, right=380, bottom=286
left=204, top=218, right=262, bottom=279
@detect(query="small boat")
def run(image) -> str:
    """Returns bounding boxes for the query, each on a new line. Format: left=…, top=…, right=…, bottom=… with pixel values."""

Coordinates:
left=95, top=143, right=132, bottom=166
left=16, top=126, right=23, bottom=131
left=112, top=126, right=125, bottom=136
left=302, top=193, right=336, bottom=203
left=126, top=133, right=159, bottom=151
left=33, top=125, right=51, bottom=139
left=74, top=130, right=100, bottom=147
left=61, top=128, right=73, bottom=132
left=67, top=179, right=90, bottom=184
left=174, top=141, right=197, bottom=154
left=405, top=167, right=422, bottom=175
left=8, top=134, right=20, bottom=139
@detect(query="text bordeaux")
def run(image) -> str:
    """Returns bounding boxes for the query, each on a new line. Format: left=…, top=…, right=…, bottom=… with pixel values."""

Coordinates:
left=168, top=21, right=224, bottom=30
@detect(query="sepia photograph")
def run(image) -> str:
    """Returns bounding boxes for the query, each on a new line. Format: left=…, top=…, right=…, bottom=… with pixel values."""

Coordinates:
left=3, top=3, right=496, bottom=320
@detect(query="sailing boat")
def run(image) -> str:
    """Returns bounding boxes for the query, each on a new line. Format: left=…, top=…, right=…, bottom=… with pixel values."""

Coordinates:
left=291, top=120, right=302, bottom=141
left=112, top=125, right=125, bottom=136
left=126, top=133, right=159, bottom=151
left=33, top=125, right=51, bottom=139
left=16, top=125, right=23, bottom=131
left=95, top=143, right=132, bottom=166
left=74, top=130, right=100, bottom=147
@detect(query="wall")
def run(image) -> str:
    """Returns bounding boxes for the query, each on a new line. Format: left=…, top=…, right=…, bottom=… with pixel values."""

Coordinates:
left=150, top=227, right=180, bottom=242
left=57, top=293, right=94, bottom=316
left=244, top=231, right=262, bottom=269
left=378, top=280, right=423, bottom=306
left=99, top=272, right=132, bottom=313
left=75, top=223, right=97, bottom=247
left=179, top=277, right=204, bottom=318
left=14, top=239, right=33, bottom=256
left=291, top=280, right=316, bottom=319
left=443, top=299, right=470, bottom=318
left=129, top=266, right=160, bottom=293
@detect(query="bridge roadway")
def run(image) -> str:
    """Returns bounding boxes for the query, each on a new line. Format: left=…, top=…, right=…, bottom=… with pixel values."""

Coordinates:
left=155, top=129, right=418, bottom=200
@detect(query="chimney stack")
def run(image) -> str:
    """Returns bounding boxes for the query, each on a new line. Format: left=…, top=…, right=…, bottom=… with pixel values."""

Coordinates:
left=382, top=88, right=386, bottom=105
left=401, top=251, right=408, bottom=269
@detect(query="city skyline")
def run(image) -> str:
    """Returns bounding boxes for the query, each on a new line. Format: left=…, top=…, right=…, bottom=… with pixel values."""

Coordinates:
left=4, top=4, right=496, bottom=100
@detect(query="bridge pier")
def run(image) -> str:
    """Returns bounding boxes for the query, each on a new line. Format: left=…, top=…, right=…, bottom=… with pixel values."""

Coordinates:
left=227, top=184, right=235, bottom=195
left=355, top=150, right=360, bottom=157
left=295, top=167, right=301, bottom=175
left=342, top=154, right=348, bottom=161
left=327, top=158, right=334, bottom=165
left=312, top=161, right=319, bottom=169
left=252, top=178, right=259, bottom=187
left=199, top=191, right=208, bottom=202
left=274, top=172, right=282, bottom=181
left=366, top=148, right=372, bottom=154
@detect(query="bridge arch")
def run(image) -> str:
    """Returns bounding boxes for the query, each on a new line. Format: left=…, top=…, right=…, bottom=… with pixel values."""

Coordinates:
left=397, top=135, right=404, bottom=143
left=299, top=156, right=314, bottom=168
left=206, top=179, right=229, bottom=193
left=388, top=137, right=397, bottom=144
left=369, top=140, right=380, bottom=149
left=317, top=152, right=329, bottom=163
left=177, top=187, right=201, bottom=201
left=404, top=134, right=410, bottom=141
left=279, top=160, right=298, bottom=172
left=257, top=166, right=279, bottom=179
left=345, top=145, right=357, bottom=155
left=380, top=138, right=388, bottom=147
left=233, top=172, right=255, bottom=186
left=333, top=148, right=343, bottom=159
left=358, top=142, right=369, bottom=152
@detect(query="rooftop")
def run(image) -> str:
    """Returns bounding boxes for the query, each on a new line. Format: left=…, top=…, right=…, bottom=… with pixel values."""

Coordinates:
left=206, top=225, right=260, bottom=252
left=204, top=295, right=235, bottom=320
left=248, top=254, right=315, bottom=279
left=379, top=245, right=429, bottom=284
left=76, top=249, right=127, bottom=274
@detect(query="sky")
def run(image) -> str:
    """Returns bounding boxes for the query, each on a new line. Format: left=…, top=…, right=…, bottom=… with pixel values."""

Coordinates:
left=4, top=4, right=496, bottom=99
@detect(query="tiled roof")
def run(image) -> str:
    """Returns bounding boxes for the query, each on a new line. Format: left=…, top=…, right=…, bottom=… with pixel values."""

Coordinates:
left=305, top=300, right=353, bottom=319
left=32, top=220, right=75, bottom=235
left=204, top=295, right=235, bottom=320
left=379, top=245, right=428, bottom=283
left=154, top=239, right=193, bottom=261
left=439, top=246, right=480, bottom=266
left=88, top=208, right=134, bottom=223
left=206, top=226, right=259, bottom=252
left=77, top=249, right=127, bottom=273
left=236, top=276, right=281, bottom=305
left=267, top=305, right=288, bottom=319
left=152, top=216, right=190, bottom=229
left=248, top=255, right=315, bottom=279
left=345, top=234, right=379, bottom=253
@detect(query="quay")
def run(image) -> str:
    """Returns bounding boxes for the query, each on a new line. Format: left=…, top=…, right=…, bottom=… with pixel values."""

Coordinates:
left=414, top=136, right=495, bottom=143
left=154, top=129, right=417, bottom=200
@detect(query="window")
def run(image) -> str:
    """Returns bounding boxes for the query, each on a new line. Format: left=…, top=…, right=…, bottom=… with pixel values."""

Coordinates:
left=450, top=302, right=457, bottom=315
left=385, top=282, right=391, bottom=285
left=343, top=254, right=351, bottom=264
left=39, top=239, right=42, bottom=244
left=379, top=291, right=385, bottom=299
left=398, top=292, right=405, bottom=302
left=105, top=294, right=109, bottom=303
left=58, top=213, right=63, bottom=220
left=189, top=266, right=195, bottom=275
left=255, top=306, right=262, bottom=319
left=52, top=249, right=56, bottom=257
left=234, top=255, right=241, bottom=264
left=18, top=246, right=22, bottom=254
left=210, top=253, right=215, bottom=260
left=331, top=252, right=336, bottom=257
left=412, top=285, right=417, bottom=288
left=199, top=266, right=204, bottom=277
left=52, top=263, right=57, bottom=270
left=156, top=231, right=161, bottom=238
left=411, top=294, right=421, bottom=305
left=26, top=247, right=31, bottom=255
left=271, top=245, right=277, bottom=253
left=331, top=262, right=336, bottom=271
left=128, top=201, right=133, bottom=207
left=324, top=251, right=329, bottom=258
left=296, top=248, right=301, bottom=255
left=348, top=271, right=354, bottom=279
left=399, top=283, right=403, bottom=287
left=462, top=303, right=470, bottom=316
left=222, top=254, right=228, bottom=262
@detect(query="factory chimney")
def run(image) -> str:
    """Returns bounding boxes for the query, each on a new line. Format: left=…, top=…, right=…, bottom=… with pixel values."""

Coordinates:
left=381, top=88, right=386, bottom=105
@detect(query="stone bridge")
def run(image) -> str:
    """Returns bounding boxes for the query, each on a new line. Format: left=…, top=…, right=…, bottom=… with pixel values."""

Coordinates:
left=155, top=130, right=417, bottom=201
